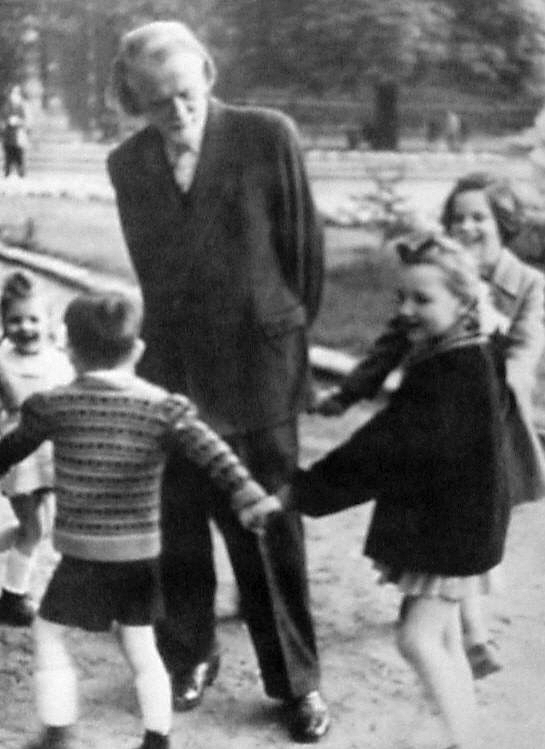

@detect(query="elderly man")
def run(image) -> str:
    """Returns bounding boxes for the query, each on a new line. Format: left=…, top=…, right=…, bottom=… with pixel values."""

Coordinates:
left=107, top=21, right=329, bottom=743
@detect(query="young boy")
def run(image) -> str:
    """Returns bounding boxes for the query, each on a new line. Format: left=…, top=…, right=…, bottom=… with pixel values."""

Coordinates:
left=0, top=291, right=278, bottom=749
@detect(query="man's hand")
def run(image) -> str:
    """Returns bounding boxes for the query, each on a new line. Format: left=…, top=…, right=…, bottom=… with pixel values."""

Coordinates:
left=238, top=495, right=283, bottom=534
left=310, top=388, right=347, bottom=417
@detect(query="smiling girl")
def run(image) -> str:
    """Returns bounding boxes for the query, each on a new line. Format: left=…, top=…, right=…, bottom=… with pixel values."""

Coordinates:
left=315, top=172, right=545, bottom=679
left=441, top=172, right=545, bottom=406
left=259, top=235, right=515, bottom=749
left=0, top=272, right=73, bottom=626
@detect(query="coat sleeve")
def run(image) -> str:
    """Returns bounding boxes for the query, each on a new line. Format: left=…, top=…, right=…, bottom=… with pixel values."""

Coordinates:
left=0, top=394, right=52, bottom=474
left=504, top=268, right=545, bottom=394
left=335, top=317, right=412, bottom=405
left=274, top=116, right=324, bottom=325
left=162, top=395, right=268, bottom=507
left=292, top=360, right=486, bottom=517
left=107, top=150, right=141, bottom=256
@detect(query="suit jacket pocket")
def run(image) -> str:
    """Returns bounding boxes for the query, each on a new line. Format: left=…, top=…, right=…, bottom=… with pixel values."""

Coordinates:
left=260, top=305, right=307, bottom=338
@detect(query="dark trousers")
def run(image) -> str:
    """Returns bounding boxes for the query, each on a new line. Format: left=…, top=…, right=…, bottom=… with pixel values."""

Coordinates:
left=3, top=144, right=25, bottom=177
left=155, top=420, right=320, bottom=700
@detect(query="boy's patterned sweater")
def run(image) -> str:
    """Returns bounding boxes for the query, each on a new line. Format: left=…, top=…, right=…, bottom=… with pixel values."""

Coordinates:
left=0, top=371, right=267, bottom=562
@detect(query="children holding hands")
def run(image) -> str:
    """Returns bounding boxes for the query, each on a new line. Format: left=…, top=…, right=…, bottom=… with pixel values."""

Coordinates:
left=0, top=271, right=73, bottom=625
left=252, top=234, right=528, bottom=749
left=0, top=290, right=278, bottom=749
left=314, top=171, right=545, bottom=678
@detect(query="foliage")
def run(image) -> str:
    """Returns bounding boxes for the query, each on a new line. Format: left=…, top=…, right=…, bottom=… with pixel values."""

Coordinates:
left=213, top=0, right=545, bottom=97
left=322, top=166, right=417, bottom=240
left=0, top=1, right=34, bottom=96
left=446, top=0, right=545, bottom=95
left=311, top=252, right=398, bottom=355
left=3, top=1, right=545, bottom=134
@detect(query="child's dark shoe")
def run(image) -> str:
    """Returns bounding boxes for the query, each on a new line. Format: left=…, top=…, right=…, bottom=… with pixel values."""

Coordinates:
left=0, top=589, right=36, bottom=626
left=136, top=731, right=170, bottom=749
left=466, top=641, right=502, bottom=679
left=24, top=725, right=74, bottom=749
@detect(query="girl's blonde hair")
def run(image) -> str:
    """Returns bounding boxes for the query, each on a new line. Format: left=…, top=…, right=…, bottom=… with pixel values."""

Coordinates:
left=396, top=232, right=481, bottom=328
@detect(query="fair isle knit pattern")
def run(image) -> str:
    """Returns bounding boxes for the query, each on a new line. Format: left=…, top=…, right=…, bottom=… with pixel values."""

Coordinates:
left=0, top=373, right=266, bottom=562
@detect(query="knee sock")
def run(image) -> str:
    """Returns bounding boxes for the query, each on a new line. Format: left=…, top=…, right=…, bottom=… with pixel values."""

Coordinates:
left=135, top=662, right=172, bottom=736
left=4, top=547, right=34, bottom=594
left=35, top=666, right=78, bottom=726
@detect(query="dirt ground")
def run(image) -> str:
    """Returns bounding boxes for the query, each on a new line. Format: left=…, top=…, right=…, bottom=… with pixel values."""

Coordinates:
left=1, top=171, right=545, bottom=748
left=1, top=402, right=545, bottom=749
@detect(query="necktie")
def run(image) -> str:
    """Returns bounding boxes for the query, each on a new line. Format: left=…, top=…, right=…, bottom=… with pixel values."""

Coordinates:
left=172, top=149, right=198, bottom=192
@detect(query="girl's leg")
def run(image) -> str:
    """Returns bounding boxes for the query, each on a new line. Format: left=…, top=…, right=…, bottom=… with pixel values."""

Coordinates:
left=119, top=625, right=172, bottom=740
left=397, top=595, right=475, bottom=748
left=0, top=494, right=47, bottom=624
left=36, top=491, right=56, bottom=541
left=460, top=595, right=488, bottom=645
left=33, top=616, right=78, bottom=728
left=11, top=492, right=48, bottom=556
left=460, top=595, right=501, bottom=679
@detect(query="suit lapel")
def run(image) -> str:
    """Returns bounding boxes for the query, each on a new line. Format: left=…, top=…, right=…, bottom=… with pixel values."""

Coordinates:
left=142, top=101, right=237, bottom=267
left=184, top=99, right=238, bottom=233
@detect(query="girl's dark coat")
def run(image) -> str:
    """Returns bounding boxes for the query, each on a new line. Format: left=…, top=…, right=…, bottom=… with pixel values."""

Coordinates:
left=106, top=99, right=323, bottom=436
left=294, top=340, right=515, bottom=577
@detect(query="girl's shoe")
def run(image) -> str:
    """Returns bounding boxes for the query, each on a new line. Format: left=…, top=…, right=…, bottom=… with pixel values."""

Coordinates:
left=0, top=589, right=36, bottom=626
left=24, top=726, right=74, bottom=749
left=137, top=731, right=170, bottom=749
left=466, top=641, right=502, bottom=679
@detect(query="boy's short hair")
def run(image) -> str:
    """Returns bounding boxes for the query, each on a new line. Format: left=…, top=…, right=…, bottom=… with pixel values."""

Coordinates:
left=64, top=291, right=143, bottom=368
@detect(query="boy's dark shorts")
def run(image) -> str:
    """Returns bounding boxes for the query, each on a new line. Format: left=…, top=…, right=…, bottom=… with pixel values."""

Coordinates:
left=39, top=555, right=163, bottom=632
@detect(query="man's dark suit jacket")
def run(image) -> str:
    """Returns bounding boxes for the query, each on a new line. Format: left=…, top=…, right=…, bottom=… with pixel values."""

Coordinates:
left=107, top=98, right=323, bottom=436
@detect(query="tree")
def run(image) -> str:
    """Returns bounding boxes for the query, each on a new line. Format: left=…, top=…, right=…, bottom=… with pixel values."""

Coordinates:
left=0, top=0, right=39, bottom=99
left=213, top=0, right=545, bottom=150
left=36, top=0, right=218, bottom=128
left=446, top=0, right=545, bottom=95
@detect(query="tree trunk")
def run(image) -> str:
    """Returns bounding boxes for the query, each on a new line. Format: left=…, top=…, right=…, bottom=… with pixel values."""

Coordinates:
left=371, top=80, right=399, bottom=151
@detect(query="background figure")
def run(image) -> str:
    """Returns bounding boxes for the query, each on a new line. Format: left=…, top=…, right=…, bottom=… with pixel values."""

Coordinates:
left=107, top=20, right=329, bottom=743
left=282, top=236, right=514, bottom=749
left=444, top=110, right=462, bottom=152
left=316, top=171, right=545, bottom=679
left=0, top=271, right=73, bottom=627
left=0, top=291, right=277, bottom=749
left=1, top=85, right=30, bottom=178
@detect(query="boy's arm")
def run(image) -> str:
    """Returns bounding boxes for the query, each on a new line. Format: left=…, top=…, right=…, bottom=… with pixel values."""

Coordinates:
left=165, top=396, right=281, bottom=523
left=0, top=394, right=51, bottom=473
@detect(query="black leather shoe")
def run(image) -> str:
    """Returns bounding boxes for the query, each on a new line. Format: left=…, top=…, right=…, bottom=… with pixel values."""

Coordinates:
left=136, top=730, right=170, bottom=749
left=0, top=589, right=36, bottom=626
left=288, top=691, right=331, bottom=743
left=172, top=653, right=220, bottom=712
left=24, top=726, right=74, bottom=749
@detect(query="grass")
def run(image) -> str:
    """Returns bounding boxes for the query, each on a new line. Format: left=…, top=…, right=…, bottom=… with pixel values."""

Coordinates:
left=311, top=252, right=397, bottom=355
left=0, top=195, right=397, bottom=356
left=0, top=195, right=135, bottom=282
